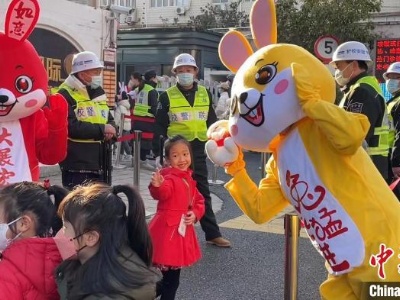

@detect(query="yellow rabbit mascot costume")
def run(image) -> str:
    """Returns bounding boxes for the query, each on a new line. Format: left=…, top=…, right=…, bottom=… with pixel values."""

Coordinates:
left=205, top=0, right=400, bottom=298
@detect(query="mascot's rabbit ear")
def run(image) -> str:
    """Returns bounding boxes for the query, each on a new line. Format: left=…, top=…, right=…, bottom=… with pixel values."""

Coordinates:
left=5, top=0, right=40, bottom=42
left=250, top=0, right=277, bottom=49
left=219, top=30, right=253, bottom=73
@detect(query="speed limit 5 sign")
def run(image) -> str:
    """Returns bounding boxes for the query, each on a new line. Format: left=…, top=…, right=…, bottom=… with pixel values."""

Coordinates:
left=314, top=35, right=339, bottom=63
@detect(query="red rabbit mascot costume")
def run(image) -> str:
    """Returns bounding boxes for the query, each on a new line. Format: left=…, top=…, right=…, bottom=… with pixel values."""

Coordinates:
left=0, top=0, right=67, bottom=187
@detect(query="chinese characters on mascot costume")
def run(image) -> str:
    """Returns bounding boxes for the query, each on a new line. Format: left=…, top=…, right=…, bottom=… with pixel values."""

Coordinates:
left=205, top=0, right=400, bottom=298
left=0, top=0, right=68, bottom=187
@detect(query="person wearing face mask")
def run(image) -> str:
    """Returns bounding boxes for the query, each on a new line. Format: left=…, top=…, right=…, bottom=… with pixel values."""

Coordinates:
left=152, top=53, right=231, bottom=248
left=330, top=41, right=390, bottom=182
left=55, top=183, right=159, bottom=299
left=55, top=51, right=117, bottom=189
left=215, top=81, right=231, bottom=120
left=129, top=70, right=159, bottom=170
left=384, top=62, right=400, bottom=198
left=0, top=181, right=69, bottom=299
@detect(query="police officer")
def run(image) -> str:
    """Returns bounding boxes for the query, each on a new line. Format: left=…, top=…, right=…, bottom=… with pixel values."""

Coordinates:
left=57, top=51, right=116, bottom=189
left=131, top=70, right=159, bottom=169
left=152, top=53, right=231, bottom=247
left=384, top=62, right=400, bottom=197
left=330, top=41, right=390, bottom=181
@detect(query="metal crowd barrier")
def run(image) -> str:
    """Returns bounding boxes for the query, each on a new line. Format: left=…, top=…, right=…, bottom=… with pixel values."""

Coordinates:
left=113, top=114, right=126, bottom=169
left=284, top=214, right=300, bottom=300
left=260, top=152, right=269, bottom=178
left=208, top=164, right=225, bottom=185
left=114, top=114, right=154, bottom=189
left=259, top=153, right=299, bottom=298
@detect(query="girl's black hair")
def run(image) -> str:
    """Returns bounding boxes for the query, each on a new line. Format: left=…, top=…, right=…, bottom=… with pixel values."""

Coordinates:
left=58, top=183, right=157, bottom=294
left=0, top=181, right=68, bottom=237
left=164, top=134, right=194, bottom=169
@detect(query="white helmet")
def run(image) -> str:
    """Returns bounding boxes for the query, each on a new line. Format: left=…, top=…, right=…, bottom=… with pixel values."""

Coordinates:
left=71, top=51, right=104, bottom=74
left=330, top=41, right=372, bottom=67
left=383, top=62, right=400, bottom=80
left=172, top=53, right=198, bottom=72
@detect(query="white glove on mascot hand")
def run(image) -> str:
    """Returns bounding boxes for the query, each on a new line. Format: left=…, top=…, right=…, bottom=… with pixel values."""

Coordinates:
left=205, top=120, right=240, bottom=167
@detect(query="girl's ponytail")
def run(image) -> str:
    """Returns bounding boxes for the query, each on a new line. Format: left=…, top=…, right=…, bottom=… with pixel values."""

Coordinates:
left=112, top=185, right=153, bottom=266
left=46, top=184, right=69, bottom=236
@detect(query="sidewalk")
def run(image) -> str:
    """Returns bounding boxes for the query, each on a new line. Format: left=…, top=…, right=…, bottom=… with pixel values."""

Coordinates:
left=39, top=160, right=223, bottom=218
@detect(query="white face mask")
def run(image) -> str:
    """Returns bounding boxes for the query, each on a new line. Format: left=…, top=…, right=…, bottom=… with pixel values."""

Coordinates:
left=177, top=73, right=194, bottom=86
left=386, top=79, right=400, bottom=95
left=0, top=217, right=22, bottom=251
left=90, top=75, right=103, bottom=89
left=334, top=63, right=353, bottom=87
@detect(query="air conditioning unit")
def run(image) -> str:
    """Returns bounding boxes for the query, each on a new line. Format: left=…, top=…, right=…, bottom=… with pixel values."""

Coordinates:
left=125, top=10, right=138, bottom=23
left=176, top=6, right=186, bottom=15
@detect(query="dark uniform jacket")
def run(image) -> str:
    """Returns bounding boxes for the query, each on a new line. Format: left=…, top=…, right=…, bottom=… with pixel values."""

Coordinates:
left=339, top=72, right=388, bottom=180
left=388, top=92, right=400, bottom=167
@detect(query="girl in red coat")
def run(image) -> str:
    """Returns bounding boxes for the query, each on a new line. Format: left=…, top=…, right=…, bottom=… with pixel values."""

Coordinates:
left=0, top=181, right=69, bottom=299
left=149, top=135, right=205, bottom=300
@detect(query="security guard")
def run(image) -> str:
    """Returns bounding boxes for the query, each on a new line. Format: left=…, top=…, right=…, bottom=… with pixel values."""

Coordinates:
left=384, top=62, right=400, bottom=197
left=152, top=53, right=231, bottom=247
left=131, top=70, right=159, bottom=169
left=330, top=41, right=390, bottom=181
left=57, top=51, right=116, bottom=189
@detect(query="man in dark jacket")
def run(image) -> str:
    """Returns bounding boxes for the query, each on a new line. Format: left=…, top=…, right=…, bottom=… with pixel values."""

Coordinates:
left=330, top=41, right=390, bottom=181
left=152, top=53, right=231, bottom=248
left=384, top=62, right=400, bottom=199
left=57, top=51, right=116, bottom=189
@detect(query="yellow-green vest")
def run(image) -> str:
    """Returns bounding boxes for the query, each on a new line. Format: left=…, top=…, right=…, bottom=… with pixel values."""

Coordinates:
left=133, top=84, right=155, bottom=117
left=58, top=83, right=109, bottom=142
left=340, top=76, right=389, bottom=157
left=167, top=85, right=209, bottom=141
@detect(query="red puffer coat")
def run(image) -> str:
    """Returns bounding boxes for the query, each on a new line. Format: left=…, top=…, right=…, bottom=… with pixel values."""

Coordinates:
left=149, top=167, right=205, bottom=268
left=0, top=237, right=62, bottom=299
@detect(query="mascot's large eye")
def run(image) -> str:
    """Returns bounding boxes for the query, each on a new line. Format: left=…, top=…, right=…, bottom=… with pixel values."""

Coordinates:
left=255, top=64, right=277, bottom=85
left=15, top=76, right=33, bottom=94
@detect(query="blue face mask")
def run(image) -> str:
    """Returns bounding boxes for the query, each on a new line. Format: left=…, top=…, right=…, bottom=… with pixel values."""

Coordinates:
left=386, top=79, right=400, bottom=95
left=177, top=73, right=194, bottom=87
left=90, top=75, right=103, bottom=89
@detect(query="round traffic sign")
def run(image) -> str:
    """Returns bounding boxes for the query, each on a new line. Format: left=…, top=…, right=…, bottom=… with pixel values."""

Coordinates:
left=314, top=35, right=340, bottom=63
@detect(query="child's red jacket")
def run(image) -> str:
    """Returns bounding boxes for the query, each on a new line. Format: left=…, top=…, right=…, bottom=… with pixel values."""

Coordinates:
left=0, top=238, right=62, bottom=299
left=149, top=167, right=205, bottom=268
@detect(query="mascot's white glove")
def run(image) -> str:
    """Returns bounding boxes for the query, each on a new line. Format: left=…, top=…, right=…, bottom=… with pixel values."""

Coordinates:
left=205, top=120, right=245, bottom=175
left=155, top=156, right=162, bottom=169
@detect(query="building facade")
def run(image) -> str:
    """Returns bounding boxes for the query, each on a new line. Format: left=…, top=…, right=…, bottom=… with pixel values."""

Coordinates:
left=1, top=0, right=399, bottom=101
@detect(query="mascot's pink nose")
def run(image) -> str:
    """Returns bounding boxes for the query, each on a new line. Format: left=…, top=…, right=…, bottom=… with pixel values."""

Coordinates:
left=0, top=95, right=8, bottom=104
left=239, top=92, right=248, bottom=104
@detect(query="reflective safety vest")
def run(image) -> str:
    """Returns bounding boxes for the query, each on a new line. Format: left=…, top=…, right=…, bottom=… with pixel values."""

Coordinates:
left=342, top=76, right=390, bottom=157
left=167, top=85, right=209, bottom=142
left=133, top=84, right=155, bottom=117
left=387, top=94, right=400, bottom=148
left=58, top=83, right=109, bottom=142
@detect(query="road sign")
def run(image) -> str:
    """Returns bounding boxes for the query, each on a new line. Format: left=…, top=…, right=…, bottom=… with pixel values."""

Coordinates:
left=314, top=35, right=339, bottom=63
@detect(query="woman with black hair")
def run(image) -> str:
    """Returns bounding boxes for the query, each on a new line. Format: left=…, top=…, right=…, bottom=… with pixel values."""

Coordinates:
left=56, top=182, right=159, bottom=299
left=0, top=181, right=69, bottom=299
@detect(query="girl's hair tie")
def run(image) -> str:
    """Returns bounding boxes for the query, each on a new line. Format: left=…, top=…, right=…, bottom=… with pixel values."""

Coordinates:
left=43, top=179, right=50, bottom=190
